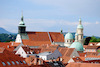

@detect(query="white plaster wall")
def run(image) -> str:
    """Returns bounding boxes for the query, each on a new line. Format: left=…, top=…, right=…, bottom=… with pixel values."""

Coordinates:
left=15, top=47, right=27, bottom=58
left=15, top=34, right=22, bottom=43
left=39, top=56, right=47, bottom=60
left=68, top=58, right=75, bottom=63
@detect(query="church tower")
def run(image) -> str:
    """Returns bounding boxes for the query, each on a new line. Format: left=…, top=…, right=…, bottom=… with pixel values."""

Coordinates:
left=76, top=18, right=84, bottom=45
left=15, top=13, right=26, bottom=43
left=18, top=14, right=26, bottom=34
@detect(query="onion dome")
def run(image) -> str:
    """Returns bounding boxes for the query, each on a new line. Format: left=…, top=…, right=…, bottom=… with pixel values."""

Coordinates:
left=70, top=42, right=84, bottom=51
left=65, top=32, right=73, bottom=39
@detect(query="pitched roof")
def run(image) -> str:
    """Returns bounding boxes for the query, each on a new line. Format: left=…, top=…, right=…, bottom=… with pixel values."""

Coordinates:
left=58, top=47, right=75, bottom=57
left=86, top=52, right=99, bottom=56
left=72, top=57, right=83, bottom=62
left=85, top=46, right=99, bottom=49
left=40, top=44, right=59, bottom=53
left=66, top=62, right=100, bottom=67
left=13, top=43, right=24, bottom=51
left=79, top=53, right=86, bottom=57
left=10, top=42, right=20, bottom=46
left=58, top=47, right=75, bottom=63
left=49, top=32, right=64, bottom=42
left=0, top=42, right=15, bottom=52
left=0, top=42, right=11, bottom=48
left=21, top=32, right=64, bottom=46
left=0, top=48, right=28, bottom=67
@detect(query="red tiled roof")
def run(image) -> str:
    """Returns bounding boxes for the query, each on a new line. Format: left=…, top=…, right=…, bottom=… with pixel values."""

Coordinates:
left=72, top=57, right=83, bottom=62
left=86, top=52, right=99, bottom=56
left=85, top=46, right=99, bottom=49
left=0, top=48, right=28, bottom=67
left=49, top=32, right=64, bottom=42
left=58, top=47, right=75, bottom=63
left=0, top=42, right=11, bottom=48
left=10, top=42, right=20, bottom=46
left=22, top=40, right=51, bottom=46
left=22, top=32, right=64, bottom=46
left=58, top=47, right=75, bottom=57
left=66, top=62, right=100, bottom=67
left=40, top=44, right=59, bottom=53
left=0, top=42, right=15, bottom=52
left=79, top=53, right=86, bottom=57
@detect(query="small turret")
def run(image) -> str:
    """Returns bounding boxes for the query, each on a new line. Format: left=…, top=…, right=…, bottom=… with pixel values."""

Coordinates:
left=60, top=28, right=63, bottom=34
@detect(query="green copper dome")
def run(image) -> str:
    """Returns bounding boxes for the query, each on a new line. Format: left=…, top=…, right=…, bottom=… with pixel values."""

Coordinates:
left=65, top=32, right=73, bottom=39
left=18, top=15, right=26, bottom=27
left=19, top=21, right=25, bottom=25
left=70, top=42, right=84, bottom=51
left=77, top=24, right=83, bottom=29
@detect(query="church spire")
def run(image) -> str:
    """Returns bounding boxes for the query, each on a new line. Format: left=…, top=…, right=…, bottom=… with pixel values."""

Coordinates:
left=79, top=18, right=81, bottom=25
left=21, top=11, right=23, bottom=21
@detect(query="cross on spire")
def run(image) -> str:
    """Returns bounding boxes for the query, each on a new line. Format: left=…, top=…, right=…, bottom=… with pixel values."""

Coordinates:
left=21, top=11, right=23, bottom=21
left=79, top=18, right=81, bottom=25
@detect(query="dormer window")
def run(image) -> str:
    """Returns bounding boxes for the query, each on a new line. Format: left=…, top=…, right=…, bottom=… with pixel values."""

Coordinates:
left=2, top=62, right=6, bottom=66
left=12, top=61, right=15, bottom=65
left=23, top=61, right=26, bottom=64
left=16, top=61, right=19, bottom=64
left=7, top=62, right=11, bottom=65
left=19, top=61, right=23, bottom=64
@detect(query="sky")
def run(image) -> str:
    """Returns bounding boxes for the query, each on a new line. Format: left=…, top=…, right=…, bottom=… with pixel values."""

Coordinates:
left=0, top=0, right=100, bottom=36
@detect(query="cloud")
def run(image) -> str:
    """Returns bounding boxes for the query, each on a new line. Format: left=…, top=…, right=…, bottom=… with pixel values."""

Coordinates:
left=95, top=21, right=99, bottom=24
left=0, top=18, right=99, bottom=35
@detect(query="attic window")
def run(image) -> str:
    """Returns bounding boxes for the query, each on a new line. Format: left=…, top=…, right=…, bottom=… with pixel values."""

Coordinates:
left=7, top=62, right=11, bottom=65
left=19, top=61, right=23, bottom=64
left=76, top=58, right=79, bottom=60
left=12, top=61, right=15, bottom=65
left=2, top=62, right=6, bottom=66
left=23, top=61, right=26, bottom=64
left=16, top=61, right=19, bottom=64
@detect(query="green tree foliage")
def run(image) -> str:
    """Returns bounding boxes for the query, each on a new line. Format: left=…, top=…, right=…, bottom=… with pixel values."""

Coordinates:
left=0, top=33, right=16, bottom=42
left=89, top=36, right=100, bottom=42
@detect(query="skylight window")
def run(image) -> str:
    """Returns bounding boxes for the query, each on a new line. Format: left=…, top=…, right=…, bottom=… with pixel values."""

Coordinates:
left=16, top=61, right=19, bottom=64
left=7, top=62, right=11, bottom=65
left=11, top=61, right=15, bottom=65
left=19, top=61, right=23, bottom=64
left=23, top=61, right=26, bottom=64
left=2, top=62, right=6, bottom=66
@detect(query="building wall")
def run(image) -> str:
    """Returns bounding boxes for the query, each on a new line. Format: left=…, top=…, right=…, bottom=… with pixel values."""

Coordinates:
left=64, top=39, right=73, bottom=47
left=15, top=34, right=22, bottom=43
left=39, top=56, right=47, bottom=60
left=68, top=58, right=75, bottom=63
left=15, top=47, right=27, bottom=58
left=84, top=49, right=96, bottom=52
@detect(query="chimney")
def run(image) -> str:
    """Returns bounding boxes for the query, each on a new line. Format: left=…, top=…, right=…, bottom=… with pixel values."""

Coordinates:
left=7, top=45, right=9, bottom=48
left=11, top=42, right=14, bottom=46
left=38, top=60, right=41, bottom=65
left=60, top=58, right=62, bottom=61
